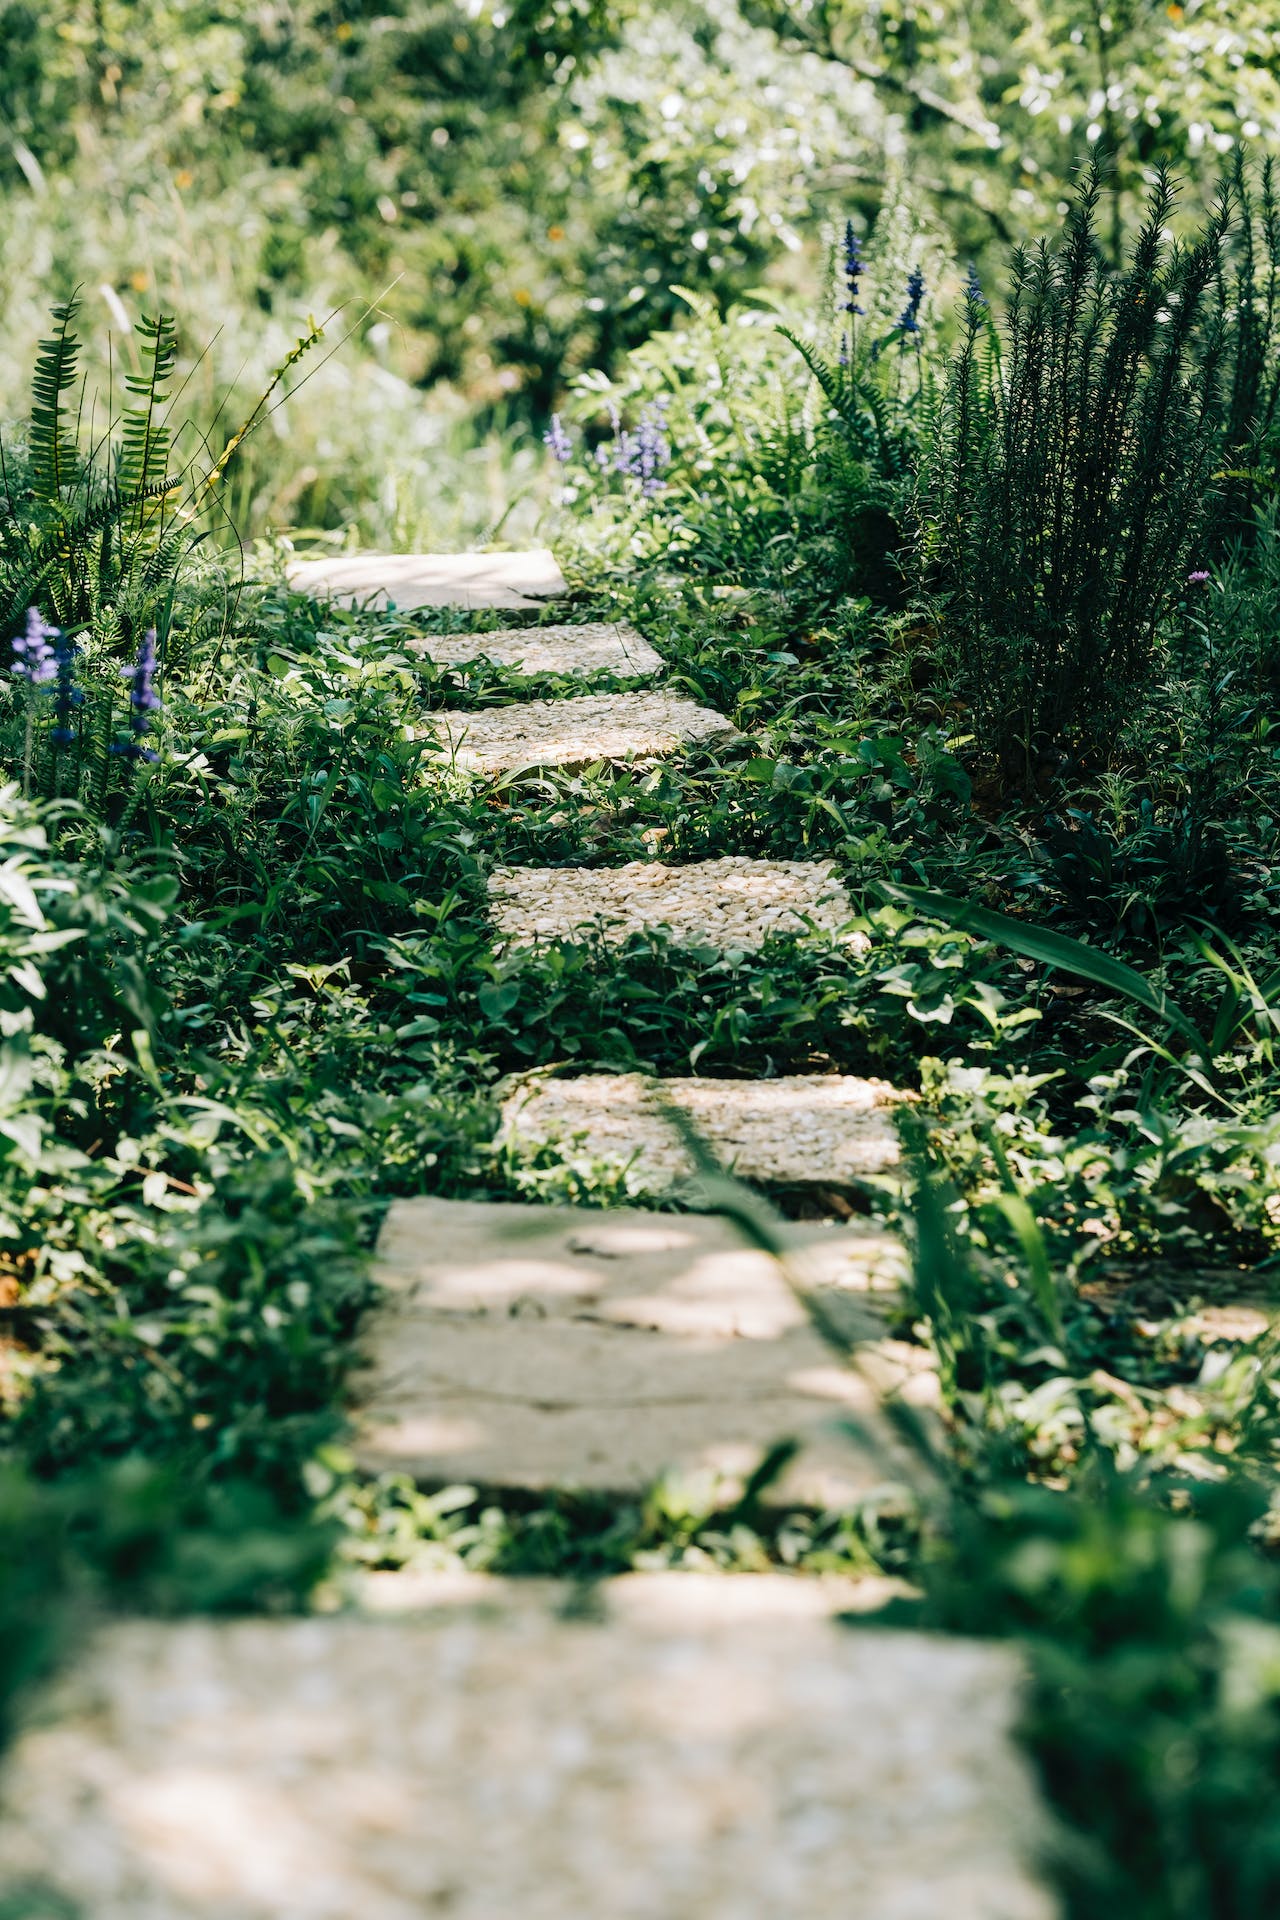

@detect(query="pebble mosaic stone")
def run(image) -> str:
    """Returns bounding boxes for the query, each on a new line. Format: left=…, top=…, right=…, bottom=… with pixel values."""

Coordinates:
left=285, top=548, right=568, bottom=610
left=351, top=1197, right=919, bottom=1506
left=406, top=620, right=664, bottom=680
left=499, top=1072, right=902, bottom=1191
left=0, top=1578, right=1058, bottom=1920
left=423, top=690, right=739, bottom=775
left=488, top=854, right=863, bottom=950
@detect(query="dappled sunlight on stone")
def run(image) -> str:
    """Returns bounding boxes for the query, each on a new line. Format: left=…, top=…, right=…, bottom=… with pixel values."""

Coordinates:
left=489, top=854, right=863, bottom=949
left=425, top=690, right=739, bottom=775
left=501, top=1070, right=903, bottom=1192
left=354, top=1198, right=922, bottom=1504
left=406, top=619, right=663, bottom=679
left=286, top=548, right=567, bottom=610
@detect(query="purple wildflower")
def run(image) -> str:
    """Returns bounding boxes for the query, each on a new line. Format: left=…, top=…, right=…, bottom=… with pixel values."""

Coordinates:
left=842, top=221, right=865, bottom=317
left=11, top=607, right=57, bottom=687
left=964, top=263, right=987, bottom=311
left=1187, top=570, right=1211, bottom=584
left=543, top=413, right=572, bottom=464
left=895, top=267, right=926, bottom=340
left=112, top=627, right=161, bottom=763
left=838, top=331, right=850, bottom=368
left=635, top=399, right=670, bottom=498
left=51, top=630, right=84, bottom=747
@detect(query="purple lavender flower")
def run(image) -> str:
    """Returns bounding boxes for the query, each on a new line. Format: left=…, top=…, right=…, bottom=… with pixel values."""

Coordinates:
left=635, top=399, right=670, bottom=498
left=51, top=629, right=84, bottom=747
left=842, top=221, right=865, bottom=318
left=543, top=413, right=573, bottom=464
left=838, top=331, right=850, bottom=368
left=964, top=263, right=987, bottom=311
left=11, top=607, right=57, bottom=687
left=895, top=267, right=926, bottom=340
left=112, top=627, right=161, bottom=763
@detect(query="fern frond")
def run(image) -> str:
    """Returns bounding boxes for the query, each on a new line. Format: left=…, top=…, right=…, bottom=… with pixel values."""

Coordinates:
left=776, top=326, right=845, bottom=411
left=0, top=475, right=176, bottom=630
left=118, top=312, right=179, bottom=524
left=30, top=299, right=83, bottom=503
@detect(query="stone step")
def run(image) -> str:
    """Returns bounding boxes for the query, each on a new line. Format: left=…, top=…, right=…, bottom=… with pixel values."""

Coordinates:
left=423, top=690, right=739, bottom=776
left=286, top=548, right=567, bottom=610
left=407, top=620, right=663, bottom=680
left=352, top=1197, right=920, bottom=1507
left=0, top=1574, right=1059, bottom=1920
left=500, top=1072, right=903, bottom=1193
left=489, top=854, right=864, bottom=951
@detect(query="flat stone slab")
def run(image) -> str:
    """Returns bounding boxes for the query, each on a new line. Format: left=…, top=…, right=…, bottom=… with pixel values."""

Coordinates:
left=407, top=620, right=664, bottom=680
left=286, top=548, right=567, bottom=610
left=500, top=1072, right=902, bottom=1192
left=353, top=1198, right=920, bottom=1506
left=423, top=691, right=738, bottom=775
left=0, top=1577, right=1057, bottom=1920
left=489, top=854, right=862, bottom=950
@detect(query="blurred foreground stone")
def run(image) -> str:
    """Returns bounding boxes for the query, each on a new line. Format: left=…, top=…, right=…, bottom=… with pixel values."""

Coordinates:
left=0, top=1574, right=1059, bottom=1920
left=285, top=548, right=567, bottom=610
left=354, top=1198, right=923, bottom=1505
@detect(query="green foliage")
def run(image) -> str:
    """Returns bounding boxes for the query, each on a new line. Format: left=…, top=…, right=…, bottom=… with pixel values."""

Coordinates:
left=27, top=301, right=81, bottom=506
left=926, top=165, right=1233, bottom=777
left=924, top=1469, right=1280, bottom=1920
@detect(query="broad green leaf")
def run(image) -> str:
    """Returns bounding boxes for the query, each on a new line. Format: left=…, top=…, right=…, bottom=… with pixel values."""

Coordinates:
left=877, top=882, right=1204, bottom=1048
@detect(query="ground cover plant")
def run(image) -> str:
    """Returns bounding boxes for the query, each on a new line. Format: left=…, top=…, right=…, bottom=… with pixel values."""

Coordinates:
left=4, top=8, right=1280, bottom=1912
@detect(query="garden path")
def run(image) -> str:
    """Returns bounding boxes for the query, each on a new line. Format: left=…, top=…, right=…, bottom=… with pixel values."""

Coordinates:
left=0, top=554, right=1063, bottom=1917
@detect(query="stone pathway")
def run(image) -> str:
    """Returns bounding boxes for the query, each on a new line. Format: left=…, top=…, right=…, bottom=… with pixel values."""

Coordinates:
left=354, top=1197, right=919, bottom=1505
left=407, top=619, right=663, bottom=679
left=0, top=552, right=1062, bottom=1918
left=285, top=547, right=568, bottom=610
left=423, top=689, right=739, bottom=775
left=489, top=854, right=862, bottom=948
left=498, top=1071, right=903, bottom=1193
left=0, top=1577, right=1056, bottom=1920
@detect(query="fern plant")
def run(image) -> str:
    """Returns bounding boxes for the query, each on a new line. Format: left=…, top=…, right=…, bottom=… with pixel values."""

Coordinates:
left=924, top=163, right=1232, bottom=784
left=28, top=300, right=82, bottom=505
left=1, top=296, right=323, bottom=816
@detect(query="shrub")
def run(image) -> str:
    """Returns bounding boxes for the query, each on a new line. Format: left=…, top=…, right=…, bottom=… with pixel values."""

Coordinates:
left=925, top=164, right=1231, bottom=782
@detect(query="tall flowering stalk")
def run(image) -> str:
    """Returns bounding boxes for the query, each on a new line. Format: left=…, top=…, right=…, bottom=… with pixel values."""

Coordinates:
left=842, top=221, right=865, bottom=319
left=543, top=413, right=573, bottom=464
left=11, top=608, right=58, bottom=796
left=113, top=627, right=161, bottom=764
left=634, top=400, right=671, bottom=498
left=51, top=630, right=85, bottom=749
left=895, top=268, right=926, bottom=346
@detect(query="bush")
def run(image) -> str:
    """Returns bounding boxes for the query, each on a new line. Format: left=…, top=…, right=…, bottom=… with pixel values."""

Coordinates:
left=925, top=165, right=1231, bottom=781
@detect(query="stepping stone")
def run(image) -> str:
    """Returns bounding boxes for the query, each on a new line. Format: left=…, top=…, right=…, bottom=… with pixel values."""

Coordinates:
left=500, top=1072, right=902, bottom=1192
left=286, top=548, right=567, bottom=610
left=489, top=854, right=864, bottom=950
left=407, top=619, right=664, bottom=680
left=352, top=1197, right=919, bottom=1507
left=424, top=691, right=738, bottom=776
left=0, top=1576, right=1059, bottom=1920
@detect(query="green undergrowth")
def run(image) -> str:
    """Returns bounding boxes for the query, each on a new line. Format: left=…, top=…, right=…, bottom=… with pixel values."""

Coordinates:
left=8, top=173, right=1280, bottom=1914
